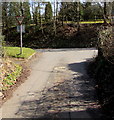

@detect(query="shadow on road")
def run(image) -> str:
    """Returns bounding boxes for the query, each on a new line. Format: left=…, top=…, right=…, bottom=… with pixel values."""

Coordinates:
left=15, top=61, right=102, bottom=119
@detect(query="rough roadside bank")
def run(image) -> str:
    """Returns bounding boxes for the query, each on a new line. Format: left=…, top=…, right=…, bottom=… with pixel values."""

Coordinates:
left=1, top=52, right=42, bottom=106
left=87, top=56, right=114, bottom=118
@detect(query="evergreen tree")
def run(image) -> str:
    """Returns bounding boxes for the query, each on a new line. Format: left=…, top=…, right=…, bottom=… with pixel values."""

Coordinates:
left=2, top=2, right=31, bottom=28
left=2, top=2, right=9, bottom=29
left=45, top=2, right=52, bottom=22
left=34, top=6, right=38, bottom=25
left=32, top=2, right=42, bottom=26
left=22, top=2, right=31, bottom=25
left=59, top=2, right=83, bottom=22
left=7, top=3, right=20, bottom=26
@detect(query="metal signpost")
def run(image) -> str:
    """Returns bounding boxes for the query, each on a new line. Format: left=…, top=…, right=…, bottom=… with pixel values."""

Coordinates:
left=16, top=16, right=24, bottom=55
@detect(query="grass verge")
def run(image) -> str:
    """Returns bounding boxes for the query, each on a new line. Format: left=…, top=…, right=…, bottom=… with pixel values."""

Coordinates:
left=4, top=47, right=35, bottom=59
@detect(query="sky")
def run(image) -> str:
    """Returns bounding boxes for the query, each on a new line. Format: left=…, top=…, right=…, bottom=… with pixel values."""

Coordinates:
left=29, top=0, right=86, bottom=16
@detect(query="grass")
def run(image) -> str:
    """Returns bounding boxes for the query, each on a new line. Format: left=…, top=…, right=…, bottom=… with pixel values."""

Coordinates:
left=4, top=47, right=36, bottom=59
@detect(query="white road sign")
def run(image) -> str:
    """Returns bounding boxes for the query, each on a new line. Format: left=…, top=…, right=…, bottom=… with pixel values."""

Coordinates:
left=16, top=16, right=24, bottom=25
left=17, top=25, right=25, bottom=33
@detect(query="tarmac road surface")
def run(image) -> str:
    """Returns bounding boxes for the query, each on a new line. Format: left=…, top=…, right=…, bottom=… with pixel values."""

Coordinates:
left=1, top=48, right=104, bottom=119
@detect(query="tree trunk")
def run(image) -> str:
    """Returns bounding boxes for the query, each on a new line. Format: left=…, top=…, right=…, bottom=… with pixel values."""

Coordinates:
left=31, top=2, right=35, bottom=24
left=108, top=2, right=112, bottom=24
left=53, top=0, right=56, bottom=35
left=0, top=3, right=4, bottom=59
left=77, top=2, right=80, bottom=32
left=104, top=2, right=107, bottom=24
left=20, top=2, right=24, bottom=16
left=112, top=2, right=114, bottom=39
left=112, top=2, right=114, bottom=23
left=62, top=4, right=64, bottom=26
left=40, top=2, right=44, bottom=34
left=56, top=2, right=58, bottom=24
left=0, top=3, right=2, bottom=35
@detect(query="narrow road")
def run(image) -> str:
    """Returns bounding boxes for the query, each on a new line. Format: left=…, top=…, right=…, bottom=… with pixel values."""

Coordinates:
left=2, top=48, right=103, bottom=119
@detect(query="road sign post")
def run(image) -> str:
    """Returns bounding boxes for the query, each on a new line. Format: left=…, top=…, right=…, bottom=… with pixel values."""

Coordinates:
left=20, top=24, right=22, bottom=54
left=16, top=16, right=24, bottom=55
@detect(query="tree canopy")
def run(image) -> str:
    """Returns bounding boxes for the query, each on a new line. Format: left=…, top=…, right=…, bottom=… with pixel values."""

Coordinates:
left=45, top=2, right=52, bottom=22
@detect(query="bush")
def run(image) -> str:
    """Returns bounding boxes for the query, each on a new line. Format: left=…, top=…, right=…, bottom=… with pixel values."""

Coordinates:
left=89, top=25, right=114, bottom=118
left=3, top=24, right=99, bottom=48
